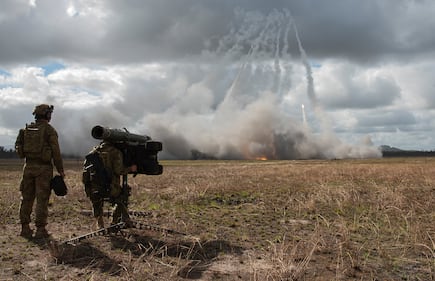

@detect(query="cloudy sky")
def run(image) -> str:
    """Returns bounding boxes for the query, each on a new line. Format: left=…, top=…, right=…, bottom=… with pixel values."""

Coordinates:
left=1, top=0, right=434, bottom=159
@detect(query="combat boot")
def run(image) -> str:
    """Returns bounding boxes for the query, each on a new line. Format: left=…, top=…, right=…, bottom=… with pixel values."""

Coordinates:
left=20, top=224, right=33, bottom=239
left=34, top=227, right=50, bottom=239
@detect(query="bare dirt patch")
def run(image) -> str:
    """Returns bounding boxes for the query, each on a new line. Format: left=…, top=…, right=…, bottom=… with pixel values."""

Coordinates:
left=0, top=158, right=434, bottom=280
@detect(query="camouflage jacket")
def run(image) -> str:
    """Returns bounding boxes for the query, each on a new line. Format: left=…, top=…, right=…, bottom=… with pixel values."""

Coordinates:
left=15, top=120, right=64, bottom=174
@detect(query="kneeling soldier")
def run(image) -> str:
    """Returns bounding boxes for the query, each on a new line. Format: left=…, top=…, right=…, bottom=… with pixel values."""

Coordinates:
left=83, top=140, right=136, bottom=229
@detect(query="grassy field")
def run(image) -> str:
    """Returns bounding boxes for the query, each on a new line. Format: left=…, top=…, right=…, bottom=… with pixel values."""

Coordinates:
left=0, top=158, right=434, bottom=280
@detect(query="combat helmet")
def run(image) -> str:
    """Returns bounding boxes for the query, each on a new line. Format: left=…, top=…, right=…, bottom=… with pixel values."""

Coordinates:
left=50, top=175, right=68, bottom=196
left=33, top=104, right=54, bottom=120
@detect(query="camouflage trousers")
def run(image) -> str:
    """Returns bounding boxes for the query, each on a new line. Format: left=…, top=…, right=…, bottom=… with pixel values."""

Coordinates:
left=19, top=164, right=53, bottom=228
left=88, top=184, right=131, bottom=224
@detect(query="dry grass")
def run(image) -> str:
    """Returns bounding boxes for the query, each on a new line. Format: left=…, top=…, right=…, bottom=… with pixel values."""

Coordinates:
left=0, top=158, right=434, bottom=280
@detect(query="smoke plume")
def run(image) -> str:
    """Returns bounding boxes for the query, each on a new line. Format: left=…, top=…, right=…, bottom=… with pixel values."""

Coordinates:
left=57, top=9, right=381, bottom=160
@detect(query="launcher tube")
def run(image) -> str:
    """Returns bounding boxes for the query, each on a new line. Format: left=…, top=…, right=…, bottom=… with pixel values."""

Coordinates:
left=91, top=125, right=151, bottom=143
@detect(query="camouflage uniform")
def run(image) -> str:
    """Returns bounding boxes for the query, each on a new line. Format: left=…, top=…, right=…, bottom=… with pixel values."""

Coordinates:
left=15, top=104, right=64, bottom=239
left=83, top=141, right=131, bottom=228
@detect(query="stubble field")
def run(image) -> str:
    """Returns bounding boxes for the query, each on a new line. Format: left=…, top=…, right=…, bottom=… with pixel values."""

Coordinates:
left=0, top=158, right=434, bottom=280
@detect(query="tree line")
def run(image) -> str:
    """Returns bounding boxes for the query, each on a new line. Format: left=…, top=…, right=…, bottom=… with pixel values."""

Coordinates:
left=382, top=150, right=435, bottom=157
left=0, top=146, right=18, bottom=158
left=3, top=145, right=435, bottom=159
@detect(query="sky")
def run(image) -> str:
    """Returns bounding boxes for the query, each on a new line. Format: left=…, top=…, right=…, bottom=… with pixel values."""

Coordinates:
left=1, top=0, right=435, bottom=159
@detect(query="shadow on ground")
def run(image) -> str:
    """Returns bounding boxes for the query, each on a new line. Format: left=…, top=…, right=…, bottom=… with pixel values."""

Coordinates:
left=48, top=229, right=244, bottom=279
left=49, top=239, right=123, bottom=276
left=110, top=232, right=244, bottom=279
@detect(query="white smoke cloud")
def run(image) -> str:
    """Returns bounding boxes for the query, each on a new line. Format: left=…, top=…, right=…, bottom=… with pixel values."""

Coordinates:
left=113, top=9, right=381, bottom=160
left=0, top=7, right=390, bottom=159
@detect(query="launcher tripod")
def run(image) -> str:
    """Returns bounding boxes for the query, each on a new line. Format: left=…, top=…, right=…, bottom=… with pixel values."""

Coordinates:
left=61, top=209, right=187, bottom=246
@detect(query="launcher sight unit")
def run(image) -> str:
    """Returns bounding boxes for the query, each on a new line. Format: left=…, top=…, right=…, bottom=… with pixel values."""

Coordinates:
left=91, top=125, right=163, bottom=175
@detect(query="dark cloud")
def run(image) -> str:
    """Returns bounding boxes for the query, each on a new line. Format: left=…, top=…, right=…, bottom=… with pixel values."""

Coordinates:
left=1, top=0, right=434, bottom=65
left=99, top=0, right=435, bottom=63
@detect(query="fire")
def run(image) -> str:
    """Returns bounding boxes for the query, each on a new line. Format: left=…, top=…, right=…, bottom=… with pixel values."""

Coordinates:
left=255, top=156, right=268, bottom=161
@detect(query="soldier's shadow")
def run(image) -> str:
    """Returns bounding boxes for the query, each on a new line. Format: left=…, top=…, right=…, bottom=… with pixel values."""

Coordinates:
left=49, top=240, right=123, bottom=276
left=110, top=231, right=244, bottom=279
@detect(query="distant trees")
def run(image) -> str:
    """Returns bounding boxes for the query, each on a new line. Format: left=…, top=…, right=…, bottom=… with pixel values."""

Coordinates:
left=0, top=146, right=18, bottom=158
left=382, top=150, right=435, bottom=157
left=1, top=145, right=435, bottom=159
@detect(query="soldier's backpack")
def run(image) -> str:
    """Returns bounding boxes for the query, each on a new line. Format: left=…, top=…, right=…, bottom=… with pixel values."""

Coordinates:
left=82, top=148, right=112, bottom=198
left=23, top=123, right=46, bottom=155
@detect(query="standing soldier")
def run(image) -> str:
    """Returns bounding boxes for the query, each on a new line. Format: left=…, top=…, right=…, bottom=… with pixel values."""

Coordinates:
left=15, top=104, right=65, bottom=239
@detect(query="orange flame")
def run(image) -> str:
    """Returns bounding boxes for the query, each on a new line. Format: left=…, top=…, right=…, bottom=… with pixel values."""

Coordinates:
left=255, top=156, right=268, bottom=161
